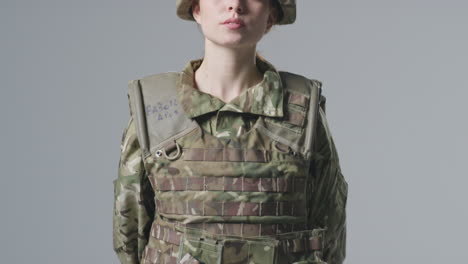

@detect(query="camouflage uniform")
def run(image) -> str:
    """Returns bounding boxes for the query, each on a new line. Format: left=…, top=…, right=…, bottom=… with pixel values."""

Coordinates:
left=113, top=55, right=348, bottom=264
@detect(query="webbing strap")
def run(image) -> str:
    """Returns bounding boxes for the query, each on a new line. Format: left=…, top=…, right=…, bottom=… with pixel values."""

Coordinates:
left=288, top=236, right=323, bottom=253
left=284, top=109, right=306, bottom=127
left=183, top=148, right=268, bottom=162
left=141, top=247, right=177, bottom=264
left=302, top=79, right=322, bottom=160
left=288, top=92, right=309, bottom=107
left=174, top=222, right=310, bottom=237
left=128, top=79, right=151, bottom=157
left=149, top=175, right=306, bottom=193
left=151, top=223, right=183, bottom=246
left=148, top=223, right=323, bottom=254
left=254, top=72, right=322, bottom=157
left=155, top=200, right=305, bottom=217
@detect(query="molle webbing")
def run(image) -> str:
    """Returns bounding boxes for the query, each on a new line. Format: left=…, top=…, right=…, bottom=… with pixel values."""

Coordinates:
left=284, top=91, right=309, bottom=126
left=156, top=200, right=305, bottom=217
left=131, top=70, right=326, bottom=264
left=182, top=148, right=269, bottom=162
left=170, top=222, right=312, bottom=237
left=253, top=72, right=321, bottom=158
left=288, top=92, right=310, bottom=107
left=149, top=175, right=306, bottom=193
left=148, top=222, right=323, bottom=251
left=141, top=247, right=177, bottom=264
left=279, top=72, right=322, bottom=159
left=284, top=109, right=306, bottom=127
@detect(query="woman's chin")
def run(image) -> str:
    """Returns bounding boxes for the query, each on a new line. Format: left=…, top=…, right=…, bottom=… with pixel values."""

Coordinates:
left=208, top=37, right=258, bottom=49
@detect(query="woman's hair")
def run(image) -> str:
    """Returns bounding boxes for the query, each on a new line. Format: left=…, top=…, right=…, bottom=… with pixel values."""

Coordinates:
left=268, top=0, right=283, bottom=32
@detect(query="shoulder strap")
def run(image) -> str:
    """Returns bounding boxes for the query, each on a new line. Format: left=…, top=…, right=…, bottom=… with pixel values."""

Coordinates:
left=280, top=71, right=322, bottom=160
left=304, top=79, right=322, bottom=160
left=319, top=94, right=326, bottom=114
left=127, top=72, right=198, bottom=158
left=256, top=72, right=321, bottom=160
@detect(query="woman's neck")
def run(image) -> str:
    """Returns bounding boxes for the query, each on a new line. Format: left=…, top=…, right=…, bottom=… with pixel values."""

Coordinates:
left=194, top=42, right=264, bottom=103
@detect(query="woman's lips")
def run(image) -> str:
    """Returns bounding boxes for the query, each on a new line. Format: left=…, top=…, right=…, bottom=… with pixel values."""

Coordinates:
left=222, top=18, right=245, bottom=29
left=224, top=22, right=245, bottom=29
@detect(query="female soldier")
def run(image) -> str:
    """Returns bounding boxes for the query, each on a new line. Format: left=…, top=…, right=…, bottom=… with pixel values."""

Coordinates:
left=113, top=1, right=348, bottom=263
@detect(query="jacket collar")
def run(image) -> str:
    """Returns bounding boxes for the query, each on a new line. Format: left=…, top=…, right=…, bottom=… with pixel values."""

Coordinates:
left=176, top=55, right=284, bottom=118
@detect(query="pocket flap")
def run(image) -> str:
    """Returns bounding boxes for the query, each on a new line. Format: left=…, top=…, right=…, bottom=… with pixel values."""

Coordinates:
left=222, top=239, right=278, bottom=264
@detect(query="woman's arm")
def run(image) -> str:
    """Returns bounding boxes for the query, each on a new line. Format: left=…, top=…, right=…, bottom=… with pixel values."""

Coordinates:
left=113, top=116, right=155, bottom=264
left=308, top=105, right=349, bottom=264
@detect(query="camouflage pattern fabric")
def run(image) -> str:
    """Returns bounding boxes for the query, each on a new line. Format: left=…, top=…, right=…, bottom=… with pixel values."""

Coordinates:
left=309, top=108, right=348, bottom=263
left=113, top=55, right=348, bottom=263
left=113, top=116, right=155, bottom=263
left=176, top=55, right=284, bottom=140
left=176, top=0, right=296, bottom=25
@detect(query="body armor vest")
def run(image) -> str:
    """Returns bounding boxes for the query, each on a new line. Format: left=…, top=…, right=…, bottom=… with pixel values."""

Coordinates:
left=128, top=71, right=327, bottom=264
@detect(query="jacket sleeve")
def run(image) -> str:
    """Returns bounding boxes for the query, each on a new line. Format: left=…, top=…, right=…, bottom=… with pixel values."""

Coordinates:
left=308, top=104, right=348, bottom=264
left=113, top=116, right=155, bottom=264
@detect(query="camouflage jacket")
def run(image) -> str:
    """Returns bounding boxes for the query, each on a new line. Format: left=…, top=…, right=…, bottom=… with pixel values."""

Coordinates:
left=113, top=56, right=348, bottom=264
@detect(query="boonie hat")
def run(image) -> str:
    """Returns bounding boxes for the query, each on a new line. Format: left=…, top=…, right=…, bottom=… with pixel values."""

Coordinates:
left=176, top=0, right=296, bottom=25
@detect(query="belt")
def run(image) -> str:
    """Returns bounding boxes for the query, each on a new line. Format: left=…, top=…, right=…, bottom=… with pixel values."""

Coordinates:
left=150, top=222, right=323, bottom=251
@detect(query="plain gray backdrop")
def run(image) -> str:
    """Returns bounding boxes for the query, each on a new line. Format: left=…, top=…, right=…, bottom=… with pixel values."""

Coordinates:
left=2, top=0, right=467, bottom=263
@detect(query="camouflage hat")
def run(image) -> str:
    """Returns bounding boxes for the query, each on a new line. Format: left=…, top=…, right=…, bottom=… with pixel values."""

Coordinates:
left=176, top=0, right=296, bottom=25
